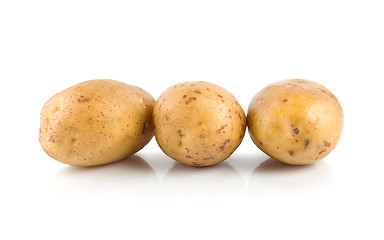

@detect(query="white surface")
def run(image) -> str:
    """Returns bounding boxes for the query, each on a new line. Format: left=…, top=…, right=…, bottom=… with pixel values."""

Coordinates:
left=1, top=0, right=383, bottom=239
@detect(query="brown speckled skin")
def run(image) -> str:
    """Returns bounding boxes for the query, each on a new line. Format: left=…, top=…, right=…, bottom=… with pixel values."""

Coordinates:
left=247, top=79, right=344, bottom=165
left=39, top=79, right=155, bottom=167
left=153, top=81, right=246, bottom=167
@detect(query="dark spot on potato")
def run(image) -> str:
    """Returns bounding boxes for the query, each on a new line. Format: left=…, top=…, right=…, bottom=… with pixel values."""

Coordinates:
left=304, top=139, right=309, bottom=148
left=323, top=140, right=331, bottom=147
left=238, top=113, right=242, bottom=120
left=206, top=88, right=210, bottom=91
left=212, top=144, right=216, bottom=147
left=178, top=129, right=185, bottom=137
left=288, top=150, right=294, bottom=156
left=295, top=139, right=298, bottom=142
left=219, top=139, right=231, bottom=151
left=235, top=101, right=239, bottom=106
left=259, top=141, right=263, bottom=146
left=77, top=96, right=91, bottom=102
left=142, top=121, right=150, bottom=135
left=185, top=148, right=190, bottom=153
left=185, top=155, right=193, bottom=158
left=217, top=94, right=223, bottom=98
left=179, top=141, right=182, bottom=146
left=185, top=97, right=197, bottom=105
left=216, top=124, right=228, bottom=134
left=182, top=95, right=187, bottom=98
left=319, top=150, right=326, bottom=154
left=194, top=90, right=201, bottom=94
left=283, top=99, right=288, bottom=102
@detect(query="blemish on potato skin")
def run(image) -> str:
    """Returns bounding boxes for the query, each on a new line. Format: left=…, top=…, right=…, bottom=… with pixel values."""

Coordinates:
left=304, top=139, right=309, bottom=148
left=178, top=129, right=185, bottom=137
left=288, top=150, right=294, bottom=156
left=142, top=121, right=150, bottom=135
left=182, top=95, right=187, bottom=98
left=319, top=150, right=326, bottom=154
left=219, top=139, right=231, bottom=151
left=77, top=96, right=91, bottom=102
left=283, top=99, right=288, bottom=102
left=185, top=155, right=193, bottom=158
left=185, top=97, right=197, bottom=105
left=323, top=140, right=331, bottom=147
left=194, top=90, right=201, bottom=94
left=216, top=124, right=228, bottom=134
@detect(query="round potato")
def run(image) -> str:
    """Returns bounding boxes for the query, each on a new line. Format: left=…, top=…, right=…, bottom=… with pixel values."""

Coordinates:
left=153, top=81, right=246, bottom=167
left=39, top=79, right=155, bottom=167
left=247, top=79, right=343, bottom=165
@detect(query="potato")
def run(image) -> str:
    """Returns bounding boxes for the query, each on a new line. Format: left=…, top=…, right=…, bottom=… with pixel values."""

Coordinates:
left=39, top=79, right=155, bottom=167
left=247, top=79, right=343, bottom=165
left=153, top=81, right=246, bottom=167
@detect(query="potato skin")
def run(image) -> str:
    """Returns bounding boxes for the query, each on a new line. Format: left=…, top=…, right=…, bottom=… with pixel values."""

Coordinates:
left=153, top=81, right=246, bottom=167
left=247, top=79, right=343, bottom=165
left=39, top=79, right=155, bottom=167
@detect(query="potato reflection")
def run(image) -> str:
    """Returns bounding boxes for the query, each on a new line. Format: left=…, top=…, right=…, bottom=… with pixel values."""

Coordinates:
left=250, top=158, right=333, bottom=195
left=51, top=155, right=158, bottom=195
left=160, top=162, right=245, bottom=196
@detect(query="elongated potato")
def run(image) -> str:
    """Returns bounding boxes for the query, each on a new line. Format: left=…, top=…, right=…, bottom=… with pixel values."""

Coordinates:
left=247, top=79, right=343, bottom=165
left=39, top=79, right=154, bottom=166
left=153, top=81, right=246, bottom=167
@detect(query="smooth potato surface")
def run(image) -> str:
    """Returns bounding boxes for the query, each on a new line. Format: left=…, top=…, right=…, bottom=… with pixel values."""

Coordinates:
left=153, top=81, right=246, bottom=167
left=39, top=79, right=155, bottom=166
left=247, top=79, right=343, bottom=165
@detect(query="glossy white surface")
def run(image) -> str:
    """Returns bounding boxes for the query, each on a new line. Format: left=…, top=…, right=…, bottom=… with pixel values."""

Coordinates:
left=1, top=0, right=383, bottom=239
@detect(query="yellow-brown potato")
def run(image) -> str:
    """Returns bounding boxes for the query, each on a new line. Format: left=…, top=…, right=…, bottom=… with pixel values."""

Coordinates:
left=247, top=79, right=343, bottom=165
left=153, top=81, right=246, bottom=167
left=39, top=79, right=155, bottom=167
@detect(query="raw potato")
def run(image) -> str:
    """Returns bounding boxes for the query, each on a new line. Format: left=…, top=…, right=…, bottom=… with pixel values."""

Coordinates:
left=247, top=79, right=343, bottom=165
left=39, top=79, right=155, bottom=167
left=153, top=81, right=246, bottom=167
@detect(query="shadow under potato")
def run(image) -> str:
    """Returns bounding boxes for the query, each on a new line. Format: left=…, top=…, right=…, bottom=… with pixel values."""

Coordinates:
left=249, top=158, right=333, bottom=194
left=160, top=161, right=245, bottom=195
left=256, top=158, right=315, bottom=172
left=51, top=155, right=159, bottom=195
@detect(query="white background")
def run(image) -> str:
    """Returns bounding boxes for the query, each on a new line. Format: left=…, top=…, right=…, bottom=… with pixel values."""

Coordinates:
left=1, top=0, right=383, bottom=239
